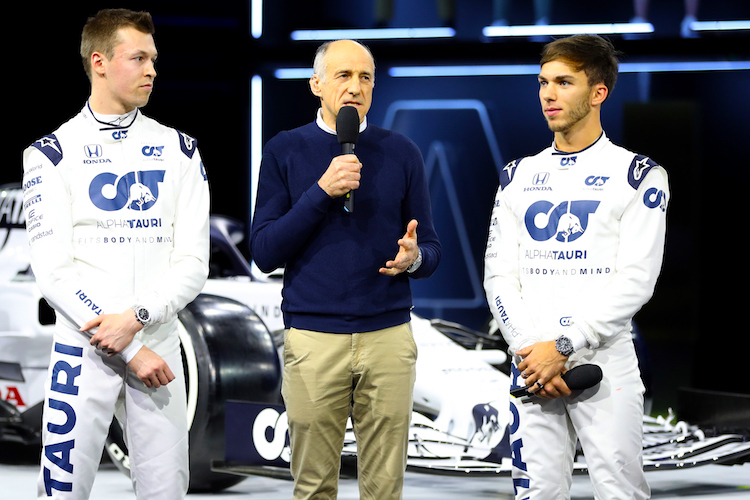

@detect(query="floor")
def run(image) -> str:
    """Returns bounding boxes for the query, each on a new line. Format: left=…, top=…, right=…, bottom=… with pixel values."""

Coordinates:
left=4, top=461, right=749, bottom=499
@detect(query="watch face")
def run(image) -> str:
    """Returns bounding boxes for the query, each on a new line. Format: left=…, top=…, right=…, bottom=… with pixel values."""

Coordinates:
left=138, top=308, right=149, bottom=321
left=556, top=336, right=573, bottom=356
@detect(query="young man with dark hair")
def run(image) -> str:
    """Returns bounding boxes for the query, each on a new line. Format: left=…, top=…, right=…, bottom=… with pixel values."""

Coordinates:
left=23, top=8, right=210, bottom=499
left=484, top=34, right=669, bottom=499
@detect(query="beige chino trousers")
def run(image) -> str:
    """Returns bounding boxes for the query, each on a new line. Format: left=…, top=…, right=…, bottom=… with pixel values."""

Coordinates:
left=282, top=323, right=417, bottom=500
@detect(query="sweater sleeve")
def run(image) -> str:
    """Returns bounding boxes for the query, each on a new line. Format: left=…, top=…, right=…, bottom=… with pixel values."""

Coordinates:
left=402, top=141, right=441, bottom=280
left=250, top=143, right=333, bottom=273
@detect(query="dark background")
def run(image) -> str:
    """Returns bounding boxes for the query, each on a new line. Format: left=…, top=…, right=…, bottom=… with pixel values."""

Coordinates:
left=11, top=1, right=749, bottom=415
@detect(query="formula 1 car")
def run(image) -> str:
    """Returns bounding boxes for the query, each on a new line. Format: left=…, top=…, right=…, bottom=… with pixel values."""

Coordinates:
left=2, top=182, right=749, bottom=494
left=214, top=317, right=750, bottom=483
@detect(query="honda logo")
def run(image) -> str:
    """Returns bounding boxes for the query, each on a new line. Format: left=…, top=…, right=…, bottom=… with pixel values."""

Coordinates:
left=84, top=144, right=102, bottom=158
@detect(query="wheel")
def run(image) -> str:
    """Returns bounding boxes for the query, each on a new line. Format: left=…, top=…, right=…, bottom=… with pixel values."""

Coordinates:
left=105, top=294, right=283, bottom=492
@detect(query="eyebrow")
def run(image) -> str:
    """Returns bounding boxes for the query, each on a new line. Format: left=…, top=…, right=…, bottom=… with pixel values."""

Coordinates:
left=538, top=73, right=576, bottom=81
left=125, top=47, right=158, bottom=59
left=334, top=68, right=373, bottom=77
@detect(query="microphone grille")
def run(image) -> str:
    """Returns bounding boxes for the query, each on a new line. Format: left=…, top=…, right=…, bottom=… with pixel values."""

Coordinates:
left=336, top=106, right=360, bottom=145
left=562, top=364, right=603, bottom=391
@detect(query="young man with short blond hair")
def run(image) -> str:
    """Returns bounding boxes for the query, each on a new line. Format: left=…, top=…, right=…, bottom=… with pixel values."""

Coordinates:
left=23, top=9, right=210, bottom=499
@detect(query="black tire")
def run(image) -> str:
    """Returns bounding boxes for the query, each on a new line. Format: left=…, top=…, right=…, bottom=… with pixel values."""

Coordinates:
left=105, top=294, right=283, bottom=492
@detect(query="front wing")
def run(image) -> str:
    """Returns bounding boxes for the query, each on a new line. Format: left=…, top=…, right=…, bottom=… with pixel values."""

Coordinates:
left=213, top=403, right=750, bottom=480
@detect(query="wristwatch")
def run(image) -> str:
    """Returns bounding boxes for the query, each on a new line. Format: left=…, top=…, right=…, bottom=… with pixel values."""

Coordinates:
left=555, top=335, right=575, bottom=356
left=133, top=305, right=153, bottom=328
left=407, top=248, right=423, bottom=274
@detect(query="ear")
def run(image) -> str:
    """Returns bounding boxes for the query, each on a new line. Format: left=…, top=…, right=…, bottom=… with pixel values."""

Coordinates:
left=309, top=74, right=321, bottom=97
left=591, top=83, right=608, bottom=106
left=91, top=51, right=107, bottom=78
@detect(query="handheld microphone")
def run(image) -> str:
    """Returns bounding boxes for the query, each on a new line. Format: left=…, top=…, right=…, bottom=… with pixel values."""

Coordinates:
left=510, top=364, right=603, bottom=398
left=336, top=105, right=360, bottom=213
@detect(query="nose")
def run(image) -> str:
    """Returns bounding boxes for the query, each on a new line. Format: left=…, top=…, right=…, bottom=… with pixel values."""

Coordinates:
left=347, top=76, right=361, bottom=94
left=540, top=83, right=555, bottom=101
left=145, top=60, right=157, bottom=78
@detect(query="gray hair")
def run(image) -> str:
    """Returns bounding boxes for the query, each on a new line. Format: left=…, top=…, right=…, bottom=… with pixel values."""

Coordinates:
left=312, top=40, right=375, bottom=82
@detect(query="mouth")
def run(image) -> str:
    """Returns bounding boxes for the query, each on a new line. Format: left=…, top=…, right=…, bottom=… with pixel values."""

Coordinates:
left=544, top=107, right=561, bottom=117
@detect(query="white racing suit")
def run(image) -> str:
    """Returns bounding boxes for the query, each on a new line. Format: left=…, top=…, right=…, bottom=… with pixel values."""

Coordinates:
left=22, top=102, right=210, bottom=499
left=484, top=133, right=669, bottom=499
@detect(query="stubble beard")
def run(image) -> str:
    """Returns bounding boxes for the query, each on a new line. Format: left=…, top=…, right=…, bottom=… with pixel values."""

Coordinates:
left=546, top=97, right=592, bottom=134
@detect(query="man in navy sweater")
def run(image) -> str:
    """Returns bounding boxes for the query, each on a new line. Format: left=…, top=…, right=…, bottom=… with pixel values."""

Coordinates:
left=251, top=39, right=440, bottom=499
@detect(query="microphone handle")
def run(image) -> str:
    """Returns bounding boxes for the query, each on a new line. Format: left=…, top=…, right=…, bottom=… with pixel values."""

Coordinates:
left=510, top=364, right=601, bottom=398
left=342, top=143, right=355, bottom=213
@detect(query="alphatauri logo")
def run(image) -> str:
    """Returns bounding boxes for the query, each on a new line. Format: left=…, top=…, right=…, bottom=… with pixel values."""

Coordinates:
left=524, top=200, right=600, bottom=243
left=89, top=170, right=165, bottom=212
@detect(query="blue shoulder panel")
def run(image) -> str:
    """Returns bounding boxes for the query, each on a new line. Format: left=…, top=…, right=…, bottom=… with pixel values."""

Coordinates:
left=499, top=158, right=523, bottom=190
left=627, top=155, right=659, bottom=190
left=177, top=130, right=198, bottom=159
left=31, top=134, right=63, bottom=166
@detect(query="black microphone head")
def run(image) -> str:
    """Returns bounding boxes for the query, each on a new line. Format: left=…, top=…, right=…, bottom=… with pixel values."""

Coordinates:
left=336, top=105, right=360, bottom=145
left=561, top=364, right=603, bottom=391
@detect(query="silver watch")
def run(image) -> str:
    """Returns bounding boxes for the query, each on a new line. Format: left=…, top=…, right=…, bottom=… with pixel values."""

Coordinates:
left=407, top=248, right=423, bottom=274
left=555, top=335, right=574, bottom=356
left=133, top=305, right=153, bottom=328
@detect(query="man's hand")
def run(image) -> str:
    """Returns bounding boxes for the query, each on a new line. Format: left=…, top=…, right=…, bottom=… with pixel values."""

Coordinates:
left=516, top=340, right=570, bottom=399
left=318, top=154, right=362, bottom=198
left=127, top=347, right=175, bottom=388
left=379, top=219, right=419, bottom=276
left=83, top=309, right=143, bottom=356
left=533, top=371, right=572, bottom=399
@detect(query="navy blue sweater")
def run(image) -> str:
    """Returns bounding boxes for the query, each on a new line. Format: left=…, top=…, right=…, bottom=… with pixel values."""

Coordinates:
left=250, top=121, right=441, bottom=333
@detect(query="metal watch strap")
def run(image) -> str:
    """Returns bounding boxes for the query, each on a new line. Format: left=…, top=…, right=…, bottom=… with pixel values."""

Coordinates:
left=407, top=248, right=423, bottom=274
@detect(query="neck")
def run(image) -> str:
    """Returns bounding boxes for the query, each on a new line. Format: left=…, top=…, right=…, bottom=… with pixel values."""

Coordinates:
left=88, top=87, right=136, bottom=116
left=89, top=101, right=136, bottom=116
left=554, top=127, right=602, bottom=152
left=553, top=112, right=602, bottom=153
left=316, top=108, right=368, bottom=135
